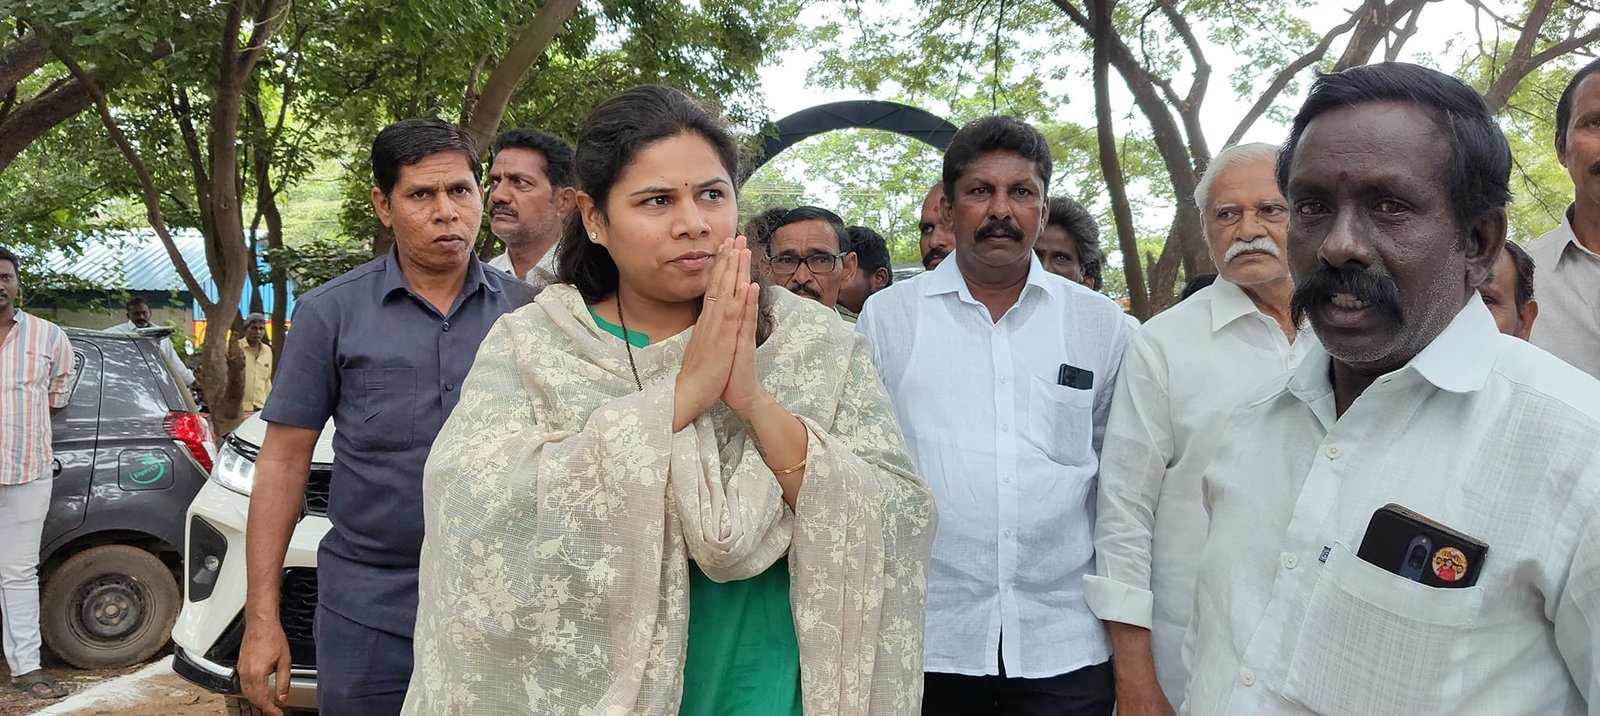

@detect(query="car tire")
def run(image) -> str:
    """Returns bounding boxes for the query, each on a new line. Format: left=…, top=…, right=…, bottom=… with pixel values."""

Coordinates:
left=40, top=544, right=180, bottom=669
left=226, top=695, right=316, bottom=715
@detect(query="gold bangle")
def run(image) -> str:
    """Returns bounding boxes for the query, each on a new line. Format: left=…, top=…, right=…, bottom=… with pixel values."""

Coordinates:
left=771, top=457, right=807, bottom=476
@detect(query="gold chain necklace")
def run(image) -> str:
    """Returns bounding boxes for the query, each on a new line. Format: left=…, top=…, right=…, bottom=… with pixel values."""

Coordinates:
left=614, top=292, right=644, bottom=391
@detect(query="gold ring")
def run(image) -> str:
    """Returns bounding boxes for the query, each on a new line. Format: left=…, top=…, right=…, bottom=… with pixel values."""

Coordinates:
left=704, top=296, right=718, bottom=302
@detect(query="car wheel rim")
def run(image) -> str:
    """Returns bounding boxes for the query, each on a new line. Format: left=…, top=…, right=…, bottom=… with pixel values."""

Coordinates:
left=73, top=575, right=150, bottom=644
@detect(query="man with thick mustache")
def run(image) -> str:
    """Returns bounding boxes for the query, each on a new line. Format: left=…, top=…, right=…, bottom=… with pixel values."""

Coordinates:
left=1085, top=142, right=1315, bottom=714
left=485, top=128, right=574, bottom=285
left=1181, top=63, right=1600, bottom=715
left=859, top=116, right=1130, bottom=715
left=238, top=118, right=534, bottom=716
left=919, top=183, right=957, bottom=271
left=765, top=205, right=859, bottom=318
left=1527, top=58, right=1600, bottom=377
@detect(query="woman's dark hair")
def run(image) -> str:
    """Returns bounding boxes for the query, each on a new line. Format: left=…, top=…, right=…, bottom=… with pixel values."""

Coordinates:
left=371, top=118, right=480, bottom=196
left=1278, top=63, right=1511, bottom=246
left=555, top=85, right=772, bottom=341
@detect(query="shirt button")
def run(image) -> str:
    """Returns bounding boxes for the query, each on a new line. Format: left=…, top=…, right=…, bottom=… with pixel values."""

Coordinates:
left=1283, top=553, right=1299, bottom=569
left=1003, top=529, right=1013, bottom=538
left=999, top=376, right=1009, bottom=384
left=445, top=382, right=455, bottom=391
left=1325, top=444, right=1342, bottom=459
left=1001, top=423, right=1011, bottom=433
left=442, top=322, right=451, bottom=332
left=1241, top=668, right=1256, bottom=686
left=1002, top=474, right=1012, bottom=484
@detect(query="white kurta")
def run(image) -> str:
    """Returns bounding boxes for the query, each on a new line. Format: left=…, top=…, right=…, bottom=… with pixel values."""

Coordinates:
left=1183, top=298, right=1600, bottom=715
left=1084, top=279, right=1315, bottom=705
left=857, top=254, right=1130, bottom=678
left=1525, top=207, right=1600, bottom=379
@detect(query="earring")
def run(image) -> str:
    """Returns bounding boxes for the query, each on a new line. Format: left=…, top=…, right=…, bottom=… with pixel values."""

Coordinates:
left=589, top=232, right=598, bottom=240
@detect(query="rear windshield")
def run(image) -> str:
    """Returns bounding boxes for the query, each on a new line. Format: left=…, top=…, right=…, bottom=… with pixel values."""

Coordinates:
left=133, top=337, right=200, bottom=413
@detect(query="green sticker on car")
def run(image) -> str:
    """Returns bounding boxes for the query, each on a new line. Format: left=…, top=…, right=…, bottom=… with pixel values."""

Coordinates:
left=119, top=451, right=173, bottom=491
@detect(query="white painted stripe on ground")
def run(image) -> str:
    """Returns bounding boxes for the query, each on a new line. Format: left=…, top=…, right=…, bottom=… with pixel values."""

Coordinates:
left=26, top=655, right=176, bottom=716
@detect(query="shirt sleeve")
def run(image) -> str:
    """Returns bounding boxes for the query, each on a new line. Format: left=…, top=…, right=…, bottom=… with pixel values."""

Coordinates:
left=1091, top=308, right=1132, bottom=457
left=260, top=295, right=338, bottom=431
left=1084, top=332, right=1173, bottom=628
left=47, top=328, right=75, bottom=409
left=1553, top=497, right=1600, bottom=708
left=162, top=337, right=195, bottom=385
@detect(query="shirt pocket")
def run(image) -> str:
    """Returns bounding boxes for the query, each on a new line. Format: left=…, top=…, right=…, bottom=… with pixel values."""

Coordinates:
left=356, top=367, right=416, bottom=450
left=1025, top=375, right=1096, bottom=467
left=1281, top=541, right=1483, bottom=716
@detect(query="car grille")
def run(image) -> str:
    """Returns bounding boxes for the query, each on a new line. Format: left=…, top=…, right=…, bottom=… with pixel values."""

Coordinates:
left=204, top=567, right=320, bottom=669
left=281, top=567, right=318, bottom=667
left=304, top=467, right=332, bottom=517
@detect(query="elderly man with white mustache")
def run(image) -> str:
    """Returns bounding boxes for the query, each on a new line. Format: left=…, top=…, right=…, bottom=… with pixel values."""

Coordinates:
left=1083, top=142, right=1317, bottom=715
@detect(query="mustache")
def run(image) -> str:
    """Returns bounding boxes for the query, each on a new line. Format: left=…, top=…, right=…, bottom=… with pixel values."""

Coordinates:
left=788, top=283, right=821, bottom=300
left=1224, top=237, right=1281, bottom=263
left=975, top=219, right=1024, bottom=243
left=490, top=202, right=517, bottom=217
left=1290, top=263, right=1404, bottom=328
left=922, top=247, right=950, bottom=269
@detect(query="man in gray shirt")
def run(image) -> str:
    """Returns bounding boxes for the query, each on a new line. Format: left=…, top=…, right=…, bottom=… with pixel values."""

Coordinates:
left=1527, top=57, right=1600, bottom=376
left=237, top=118, right=533, bottom=716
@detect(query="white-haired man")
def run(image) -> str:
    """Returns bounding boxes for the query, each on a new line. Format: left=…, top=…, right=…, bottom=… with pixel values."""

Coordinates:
left=1083, top=143, right=1316, bottom=713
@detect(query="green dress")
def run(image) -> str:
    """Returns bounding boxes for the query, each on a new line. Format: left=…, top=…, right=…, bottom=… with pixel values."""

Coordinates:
left=588, top=307, right=804, bottom=716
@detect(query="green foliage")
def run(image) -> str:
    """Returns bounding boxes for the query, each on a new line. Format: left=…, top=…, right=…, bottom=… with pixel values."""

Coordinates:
left=265, top=237, right=372, bottom=290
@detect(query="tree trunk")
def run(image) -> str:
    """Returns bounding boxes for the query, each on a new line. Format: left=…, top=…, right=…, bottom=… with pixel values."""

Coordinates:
left=1091, top=0, right=1148, bottom=319
left=462, top=0, right=581, bottom=148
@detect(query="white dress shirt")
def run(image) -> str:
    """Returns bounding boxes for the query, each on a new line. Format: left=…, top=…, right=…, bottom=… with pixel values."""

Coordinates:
left=488, top=246, right=558, bottom=284
left=1182, top=298, right=1600, bottom=715
left=1085, top=279, right=1316, bottom=705
left=857, top=253, right=1131, bottom=678
left=111, top=320, right=195, bottom=385
left=1526, top=206, right=1600, bottom=379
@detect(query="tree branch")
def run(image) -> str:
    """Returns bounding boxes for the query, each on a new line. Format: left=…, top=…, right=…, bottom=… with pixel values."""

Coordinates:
left=1225, top=10, right=1361, bottom=147
left=464, top=0, right=581, bottom=147
left=1384, top=2, right=1425, bottom=61
left=51, top=45, right=211, bottom=309
left=1092, top=0, right=1148, bottom=318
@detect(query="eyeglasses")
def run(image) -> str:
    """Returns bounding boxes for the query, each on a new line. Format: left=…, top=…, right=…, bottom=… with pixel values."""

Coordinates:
left=768, top=252, right=849, bottom=275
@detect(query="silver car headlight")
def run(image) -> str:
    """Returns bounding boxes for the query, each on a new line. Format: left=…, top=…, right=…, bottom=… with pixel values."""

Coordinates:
left=210, top=441, right=256, bottom=496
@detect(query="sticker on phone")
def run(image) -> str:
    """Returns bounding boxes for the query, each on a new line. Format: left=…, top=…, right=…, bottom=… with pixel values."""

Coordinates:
left=1431, top=547, right=1468, bottom=583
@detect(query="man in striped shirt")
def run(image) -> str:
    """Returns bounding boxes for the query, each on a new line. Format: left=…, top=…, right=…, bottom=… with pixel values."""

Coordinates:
left=0, top=247, right=74, bottom=700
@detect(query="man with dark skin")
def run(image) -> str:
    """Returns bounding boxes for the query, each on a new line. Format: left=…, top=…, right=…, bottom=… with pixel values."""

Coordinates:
left=485, top=128, right=575, bottom=284
left=1035, top=197, right=1101, bottom=289
left=1480, top=240, right=1537, bottom=340
left=113, top=297, right=194, bottom=386
left=238, top=119, right=533, bottom=716
left=1181, top=63, right=1600, bottom=715
left=860, top=116, right=1129, bottom=715
left=919, top=183, right=956, bottom=271
left=1527, top=58, right=1600, bottom=376
left=766, top=205, right=858, bottom=314
left=837, top=225, right=893, bottom=315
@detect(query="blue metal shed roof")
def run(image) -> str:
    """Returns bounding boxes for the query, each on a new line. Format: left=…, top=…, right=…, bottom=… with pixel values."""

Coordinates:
left=39, top=230, right=297, bottom=316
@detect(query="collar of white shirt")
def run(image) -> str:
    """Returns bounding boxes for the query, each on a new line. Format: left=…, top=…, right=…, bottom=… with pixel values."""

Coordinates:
left=1284, top=296, right=1501, bottom=411
left=919, top=249, right=1064, bottom=304
left=1205, top=278, right=1269, bottom=333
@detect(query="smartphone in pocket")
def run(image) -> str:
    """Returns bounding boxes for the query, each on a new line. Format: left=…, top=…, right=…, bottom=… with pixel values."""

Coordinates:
left=1355, top=503, right=1488, bottom=588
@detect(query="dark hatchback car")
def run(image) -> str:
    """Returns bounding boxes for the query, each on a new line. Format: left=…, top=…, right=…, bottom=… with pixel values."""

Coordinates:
left=39, top=326, right=214, bottom=668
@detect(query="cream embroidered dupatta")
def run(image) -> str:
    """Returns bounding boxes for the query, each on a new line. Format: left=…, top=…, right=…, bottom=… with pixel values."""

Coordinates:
left=401, top=284, right=936, bottom=715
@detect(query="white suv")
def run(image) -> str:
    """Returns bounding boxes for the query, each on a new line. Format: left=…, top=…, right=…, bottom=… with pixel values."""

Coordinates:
left=173, top=414, right=332, bottom=715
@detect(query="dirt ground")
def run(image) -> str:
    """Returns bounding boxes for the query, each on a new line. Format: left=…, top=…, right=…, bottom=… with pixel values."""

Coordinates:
left=0, top=652, right=225, bottom=716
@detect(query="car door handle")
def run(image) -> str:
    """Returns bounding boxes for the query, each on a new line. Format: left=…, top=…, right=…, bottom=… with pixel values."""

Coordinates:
left=52, top=459, right=62, bottom=477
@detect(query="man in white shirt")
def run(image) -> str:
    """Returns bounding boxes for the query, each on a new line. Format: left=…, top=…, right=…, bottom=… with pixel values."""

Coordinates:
left=484, top=128, right=574, bottom=285
left=858, top=116, right=1131, bottom=715
left=111, top=297, right=194, bottom=386
left=1526, top=58, right=1600, bottom=376
left=1183, top=62, right=1600, bottom=715
left=1085, top=142, right=1313, bottom=714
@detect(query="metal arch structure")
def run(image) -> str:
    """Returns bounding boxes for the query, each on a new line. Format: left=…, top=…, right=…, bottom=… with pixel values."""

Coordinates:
left=740, top=100, right=959, bottom=184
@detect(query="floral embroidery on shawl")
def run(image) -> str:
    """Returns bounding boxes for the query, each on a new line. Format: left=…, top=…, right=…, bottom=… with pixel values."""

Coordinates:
left=402, top=285, right=936, bottom=715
